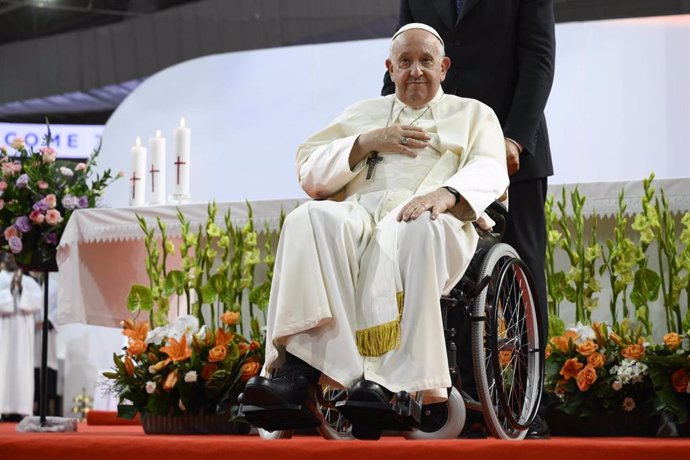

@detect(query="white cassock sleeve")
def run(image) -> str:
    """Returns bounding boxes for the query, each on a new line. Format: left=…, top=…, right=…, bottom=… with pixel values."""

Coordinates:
left=442, top=107, right=509, bottom=222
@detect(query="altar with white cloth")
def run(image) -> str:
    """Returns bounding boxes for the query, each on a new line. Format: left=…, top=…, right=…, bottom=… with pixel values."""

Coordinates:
left=56, top=198, right=304, bottom=328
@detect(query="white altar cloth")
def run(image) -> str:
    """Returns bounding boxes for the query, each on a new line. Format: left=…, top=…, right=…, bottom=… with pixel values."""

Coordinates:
left=56, top=199, right=303, bottom=327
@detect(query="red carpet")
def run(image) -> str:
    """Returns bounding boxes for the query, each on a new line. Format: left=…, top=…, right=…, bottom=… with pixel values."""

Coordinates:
left=1, top=422, right=689, bottom=460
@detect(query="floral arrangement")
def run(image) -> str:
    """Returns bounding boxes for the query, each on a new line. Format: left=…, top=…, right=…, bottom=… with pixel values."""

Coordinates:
left=104, top=202, right=284, bottom=420
left=544, top=173, right=690, bottom=427
left=0, top=128, right=120, bottom=268
left=545, top=321, right=690, bottom=423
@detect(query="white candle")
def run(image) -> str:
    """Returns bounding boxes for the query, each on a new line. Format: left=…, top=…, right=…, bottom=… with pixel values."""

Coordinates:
left=130, top=137, right=147, bottom=206
left=148, top=129, right=166, bottom=204
left=173, top=118, right=191, bottom=197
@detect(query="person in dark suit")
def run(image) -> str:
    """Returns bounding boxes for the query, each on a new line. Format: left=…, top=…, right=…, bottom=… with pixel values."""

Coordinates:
left=383, top=0, right=555, bottom=438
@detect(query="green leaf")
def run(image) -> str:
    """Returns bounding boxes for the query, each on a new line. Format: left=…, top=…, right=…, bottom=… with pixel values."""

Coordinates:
left=163, top=270, right=186, bottom=296
left=564, top=285, right=577, bottom=303
left=209, top=273, right=226, bottom=293
left=127, top=284, right=154, bottom=312
left=248, top=282, right=271, bottom=311
left=200, top=282, right=217, bottom=304
left=102, top=371, right=118, bottom=379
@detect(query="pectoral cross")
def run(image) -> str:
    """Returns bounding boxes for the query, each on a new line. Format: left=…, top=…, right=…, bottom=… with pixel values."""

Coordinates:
left=149, top=164, right=160, bottom=192
left=174, top=156, right=186, bottom=185
left=130, top=172, right=141, bottom=199
left=365, top=152, right=383, bottom=180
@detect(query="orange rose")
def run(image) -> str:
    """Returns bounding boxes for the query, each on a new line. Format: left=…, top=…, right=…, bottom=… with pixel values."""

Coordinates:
left=559, top=357, right=584, bottom=381
left=163, top=369, right=179, bottom=391
left=587, top=352, right=606, bottom=369
left=249, top=340, right=261, bottom=351
left=208, top=345, right=227, bottom=363
left=220, top=311, right=241, bottom=325
left=545, top=343, right=553, bottom=359
left=576, top=364, right=598, bottom=392
left=664, top=333, right=682, bottom=351
left=124, top=355, right=135, bottom=376
left=128, top=339, right=147, bottom=356
left=671, top=369, right=690, bottom=393
left=621, top=344, right=645, bottom=361
left=240, top=362, right=261, bottom=382
left=238, top=342, right=249, bottom=356
left=576, top=340, right=598, bottom=357
left=201, top=363, right=218, bottom=381
left=550, top=336, right=568, bottom=353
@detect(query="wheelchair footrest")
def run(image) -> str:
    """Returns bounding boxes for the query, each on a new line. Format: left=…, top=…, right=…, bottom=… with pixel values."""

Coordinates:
left=336, top=398, right=421, bottom=431
left=238, top=402, right=321, bottom=431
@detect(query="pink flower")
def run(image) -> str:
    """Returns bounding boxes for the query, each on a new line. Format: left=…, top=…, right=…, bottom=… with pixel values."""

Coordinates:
left=45, top=209, right=62, bottom=226
left=2, top=163, right=15, bottom=176
left=40, top=146, right=57, bottom=163
left=30, top=210, right=45, bottom=224
left=11, top=162, right=21, bottom=173
left=3, top=226, right=18, bottom=240
left=10, top=137, right=24, bottom=150
left=75, top=162, right=87, bottom=172
left=0, top=181, right=6, bottom=191
left=37, top=180, right=49, bottom=190
left=0, top=199, right=4, bottom=210
left=44, top=194, right=57, bottom=209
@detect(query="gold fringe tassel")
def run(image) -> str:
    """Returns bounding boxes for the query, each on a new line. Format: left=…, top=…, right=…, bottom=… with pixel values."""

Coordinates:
left=356, top=292, right=405, bottom=357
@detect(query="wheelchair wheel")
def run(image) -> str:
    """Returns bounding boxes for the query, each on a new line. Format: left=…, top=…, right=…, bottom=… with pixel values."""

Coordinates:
left=470, top=243, right=543, bottom=440
left=257, top=383, right=353, bottom=440
left=258, top=428, right=294, bottom=439
left=314, top=383, right=354, bottom=440
left=404, top=387, right=465, bottom=439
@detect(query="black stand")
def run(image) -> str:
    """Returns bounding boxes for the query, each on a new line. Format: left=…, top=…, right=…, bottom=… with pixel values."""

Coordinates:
left=15, top=269, right=77, bottom=432
left=39, top=269, right=49, bottom=426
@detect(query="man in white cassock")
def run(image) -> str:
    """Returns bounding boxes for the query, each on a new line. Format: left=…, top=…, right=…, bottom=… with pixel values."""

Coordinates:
left=241, top=23, right=508, bottom=424
left=0, top=256, right=43, bottom=420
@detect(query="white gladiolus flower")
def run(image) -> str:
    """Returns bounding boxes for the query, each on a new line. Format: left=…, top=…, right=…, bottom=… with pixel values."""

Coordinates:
left=184, top=371, right=198, bottom=383
left=145, top=381, right=156, bottom=394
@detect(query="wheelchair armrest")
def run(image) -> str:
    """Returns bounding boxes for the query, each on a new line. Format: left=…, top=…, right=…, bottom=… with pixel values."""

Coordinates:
left=483, top=201, right=508, bottom=239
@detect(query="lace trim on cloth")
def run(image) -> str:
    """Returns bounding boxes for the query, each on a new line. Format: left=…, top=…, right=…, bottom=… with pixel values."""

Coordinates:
left=548, top=178, right=690, bottom=218
left=58, top=199, right=305, bottom=248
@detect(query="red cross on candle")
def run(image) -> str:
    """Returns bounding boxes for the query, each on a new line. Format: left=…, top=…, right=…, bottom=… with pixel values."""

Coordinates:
left=130, top=172, right=141, bottom=199
left=149, top=164, right=160, bottom=192
left=174, top=156, right=186, bottom=185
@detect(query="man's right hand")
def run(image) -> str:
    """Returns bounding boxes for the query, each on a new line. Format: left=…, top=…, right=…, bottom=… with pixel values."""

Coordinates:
left=350, top=124, right=429, bottom=170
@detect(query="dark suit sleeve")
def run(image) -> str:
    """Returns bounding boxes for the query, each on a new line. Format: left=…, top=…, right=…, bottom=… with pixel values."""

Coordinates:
left=502, top=0, right=555, bottom=156
left=381, top=0, right=414, bottom=96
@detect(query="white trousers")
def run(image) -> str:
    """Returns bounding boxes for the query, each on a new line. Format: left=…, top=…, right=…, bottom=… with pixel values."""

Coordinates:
left=264, top=199, right=478, bottom=401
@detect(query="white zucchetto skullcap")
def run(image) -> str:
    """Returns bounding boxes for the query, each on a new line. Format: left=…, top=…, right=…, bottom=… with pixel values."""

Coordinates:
left=391, top=23, right=445, bottom=48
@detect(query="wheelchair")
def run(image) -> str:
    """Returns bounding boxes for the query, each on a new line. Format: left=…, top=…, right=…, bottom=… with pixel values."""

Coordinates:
left=239, top=202, right=544, bottom=441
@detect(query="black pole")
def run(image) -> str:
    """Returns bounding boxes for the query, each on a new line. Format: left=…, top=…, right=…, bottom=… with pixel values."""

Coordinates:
left=40, top=271, right=49, bottom=426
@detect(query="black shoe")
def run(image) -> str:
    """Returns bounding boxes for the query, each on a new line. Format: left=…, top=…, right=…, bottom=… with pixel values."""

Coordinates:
left=525, top=415, right=551, bottom=439
left=240, top=353, right=321, bottom=406
left=237, top=354, right=322, bottom=431
left=347, top=380, right=394, bottom=404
